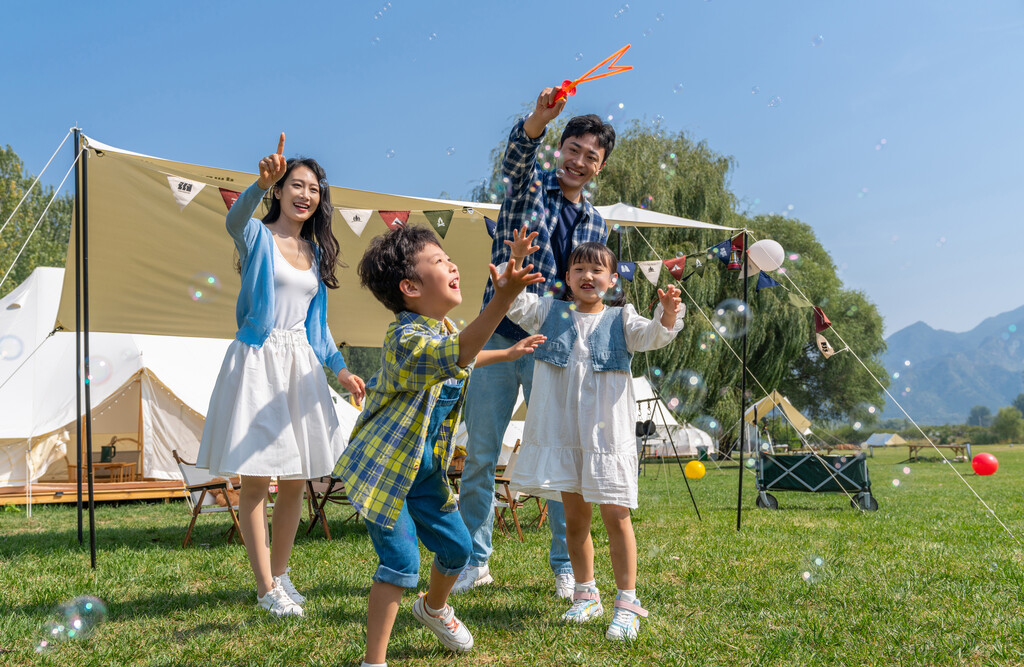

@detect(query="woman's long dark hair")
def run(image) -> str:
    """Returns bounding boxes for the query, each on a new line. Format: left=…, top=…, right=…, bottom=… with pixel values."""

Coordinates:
left=262, top=157, right=344, bottom=288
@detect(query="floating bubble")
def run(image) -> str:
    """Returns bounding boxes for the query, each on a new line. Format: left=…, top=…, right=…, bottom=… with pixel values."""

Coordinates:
left=868, top=405, right=877, bottom=414
left=892, top=478, right=901, bottom=487
left=751, top=85, right=760, bottom=95
left=787, top=204, right=794, bottom=211
left=745, top=457, right=756, bottom=468
left=371, top=36, right=381, bottom=46
left=85, top=356, right=112, bottom=386
left=642, top=28, right=654, bottom=38
left=0, top=335, right=24, bottom=360
left=428, top=32, right=438, bottom=41
left=656, top=12, right=665, bottom=21
left=575, top=52, right=583, bottom=61
left=768, top=96, right=782, bottom=108
left=892, top=371, right=900, bottom=379
left=693, top=414, right=721, bottom=438
left=853, top=421, right=862, bottom=430
left=697, top=331, right=718, bottom=352
left=189, top=272, right=221, bottom=303
left=673, top=83, right=684, bottom=94
left=857, top=187, right=869, bottom=199
left=37, top=596, right=107, bottom=652
left=446, top=146, right=456, bottom=156
left=903, top=360, right=911, bottom=366
left=712, top=299, right=751, bottom=339
left=664, top=369, right=707, bottom=418
left=385, top=148, right=395, bottom=158
left=811, top=35, right=824, bottom=47
left=647, top=366, right=664, bottom=384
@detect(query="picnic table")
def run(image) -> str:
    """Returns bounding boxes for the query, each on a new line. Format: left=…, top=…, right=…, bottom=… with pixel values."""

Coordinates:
left=904, top=442, right=972, bottom=462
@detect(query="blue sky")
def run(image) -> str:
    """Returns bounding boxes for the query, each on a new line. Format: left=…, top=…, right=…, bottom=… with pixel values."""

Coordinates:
left=3, top=0, right=1022, bottom=336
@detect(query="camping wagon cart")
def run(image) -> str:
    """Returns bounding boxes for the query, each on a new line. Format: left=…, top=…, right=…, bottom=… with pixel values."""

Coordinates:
left=754, top=451, right=878, bottom=511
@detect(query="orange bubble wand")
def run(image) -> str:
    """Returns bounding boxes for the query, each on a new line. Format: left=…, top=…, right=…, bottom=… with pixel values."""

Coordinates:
left=548, top=44, right=634, bottom=107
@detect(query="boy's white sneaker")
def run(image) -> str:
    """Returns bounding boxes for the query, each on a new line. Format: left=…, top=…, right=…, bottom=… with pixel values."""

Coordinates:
left=411, top=596, right=474, bottom=652
left=605, top=596, right=648, bottom=641
left=554, top=572, right=575, bottom=600
left=256, top=583, right=304, bottom=617
left=450, top=564, right=493, bottom=594
left=275, top=569, right=305, bottom=605
left=562, top=588, right=603, bottom=623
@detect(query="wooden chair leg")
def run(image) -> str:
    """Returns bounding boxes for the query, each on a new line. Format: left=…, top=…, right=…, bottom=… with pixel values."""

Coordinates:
left=225, top=501, right=244, bottom=547
left=183, top=489, right=207, bottom=547
left=315, top=481, right=332, bottom=541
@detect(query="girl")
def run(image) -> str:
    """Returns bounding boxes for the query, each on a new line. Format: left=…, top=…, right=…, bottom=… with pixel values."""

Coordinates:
left=504, top=234, right=683, bottom=641
left=197, top=134, right=366, bottom=617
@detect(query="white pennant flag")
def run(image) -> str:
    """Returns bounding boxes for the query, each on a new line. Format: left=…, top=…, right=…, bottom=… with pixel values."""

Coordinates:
left=166, top=175, right=205, bottom=211
left=815, top=333, right=836, bottom=359
left=337, top=208, right=373, bottom=236
left=636, top=260, right=663, bottom=286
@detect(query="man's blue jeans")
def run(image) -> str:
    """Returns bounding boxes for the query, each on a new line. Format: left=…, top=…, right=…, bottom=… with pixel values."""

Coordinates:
left=459, top=333, right=571, bottom=575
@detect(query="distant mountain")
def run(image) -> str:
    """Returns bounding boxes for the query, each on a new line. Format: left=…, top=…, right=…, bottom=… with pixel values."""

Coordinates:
left=880, top=305, right=1024, bottom=424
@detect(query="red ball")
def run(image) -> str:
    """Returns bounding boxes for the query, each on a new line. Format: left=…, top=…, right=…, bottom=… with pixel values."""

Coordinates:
left=972, top=452, right=999, bottom=476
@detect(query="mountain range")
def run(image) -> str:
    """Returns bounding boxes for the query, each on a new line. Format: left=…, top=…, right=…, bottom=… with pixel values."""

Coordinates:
left=880, top=305, right=1024, bottom=425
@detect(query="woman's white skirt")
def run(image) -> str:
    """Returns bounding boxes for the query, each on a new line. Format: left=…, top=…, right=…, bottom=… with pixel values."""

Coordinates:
left=195, top=329, right=345, bottom=480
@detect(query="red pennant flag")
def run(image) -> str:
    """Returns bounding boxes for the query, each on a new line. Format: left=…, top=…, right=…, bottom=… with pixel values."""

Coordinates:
left=378, top=210, right=410, bottom=230
left=219, top=188, right=241, bottom=210
left=813, top=307, right=832, bottom=332
left=662, top=256, right=686, bottom=280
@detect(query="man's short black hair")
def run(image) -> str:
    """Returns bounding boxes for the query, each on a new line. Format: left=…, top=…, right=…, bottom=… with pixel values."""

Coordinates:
left=358, top=225, right=440, bottom=314
left=560, top=114, right=616, bottom=163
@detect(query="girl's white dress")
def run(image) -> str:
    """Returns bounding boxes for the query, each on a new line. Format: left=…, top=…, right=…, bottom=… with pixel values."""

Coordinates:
left=195, top=242, right=345, bottom=480
left=508, top=294, right=683, bottom=508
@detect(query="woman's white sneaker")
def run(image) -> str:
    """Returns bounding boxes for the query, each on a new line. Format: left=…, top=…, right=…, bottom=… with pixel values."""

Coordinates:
left=257, top=583, right=304, bottom=617
left=275, top=569, right=305, bottom=605
left=450, top=564, right=493, bottom=594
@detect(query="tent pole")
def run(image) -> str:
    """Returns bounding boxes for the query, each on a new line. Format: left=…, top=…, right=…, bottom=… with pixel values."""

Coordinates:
left=73, top=128, right=84, bottom=544
left=81, top=138, right=97, bottom=569
left=736, top=232, right=748, bottom=532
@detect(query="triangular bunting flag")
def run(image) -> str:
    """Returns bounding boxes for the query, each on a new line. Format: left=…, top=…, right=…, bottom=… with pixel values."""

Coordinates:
left=166, top=175, right=205, bottom=211
left=709, top=239, right=731, bottom=265
left=663, top=256, right=686, bottom=280
left=617, top=262, right=636, bottom=282
left=219, top=188, right=241, bottom=211
left=788, top=292, right=813, bottom=308
left=636, top=260, right=663, bottom=286
left=484, top=216, right=497, bottom=239
left=337, top=208, right=373, bottom=237
left=694, top=257, right=705, bottom=277
left=424, top=209, right=454, bottom=239
left=756, top=271, right=781, bottom=291
left=378, top=210, right=410, bottom=230
left=813, top=307, right=832, bottom=332
left=815, top=333, right=836, bottom=359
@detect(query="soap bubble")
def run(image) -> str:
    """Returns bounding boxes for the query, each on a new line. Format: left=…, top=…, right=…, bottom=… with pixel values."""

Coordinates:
left=751, top=85, right=760, bottom=95
left=892, top=478, right=901, bottom=487
left=543, top=279, right=567, bottom=300
left=656, top=12, right=665, bottom=21
left=370, top=36, right=381, bottom=46
left=664, top=369, right=707, bottom=418
left=385, top=148, right=395, bottom=158
left=745, top=457, right=756, bottom=468
left=902, top=466, right=911, bottom=475
left=189, top=272, right=221, bottom=303
left=712, top=299, right=751, bottom=339
left=642, top=28, right=653, bottom=38
left=811, top=35, right=824, bottom=47
left=575, top=52, right=583, bottom=61
left=693, top=414, right=722, bottom=438
left=446, top=146, right=456, bottom=156
left=36, top=596, right=107, bottom=652
left=697, top=331, right=719, bottom=352
left=0, top=335, right=23, bottom=360
left=768, top=96, right=782, bottom=108
left=428, top=32, right=438, bottom=41
left=85, top=356, right=112, bottom=386
left=673, top=83, right=684, bottom=94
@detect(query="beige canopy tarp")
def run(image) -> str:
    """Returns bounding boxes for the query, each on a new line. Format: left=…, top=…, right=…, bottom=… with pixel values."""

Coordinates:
left=55, top=136, right=734, bottom=346
left=744, top=390, right=812, bottom=435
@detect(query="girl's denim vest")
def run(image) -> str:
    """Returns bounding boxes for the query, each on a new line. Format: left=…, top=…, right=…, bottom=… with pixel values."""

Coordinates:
left=534, top=300, right=632, bottom=372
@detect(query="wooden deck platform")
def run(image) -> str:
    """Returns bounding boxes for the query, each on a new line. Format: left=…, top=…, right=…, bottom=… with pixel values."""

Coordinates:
left=0, top=480, right=185, bottom=506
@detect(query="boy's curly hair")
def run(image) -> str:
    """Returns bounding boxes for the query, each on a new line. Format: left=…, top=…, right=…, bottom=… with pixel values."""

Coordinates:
left=358, top=225, right=440, bottom=314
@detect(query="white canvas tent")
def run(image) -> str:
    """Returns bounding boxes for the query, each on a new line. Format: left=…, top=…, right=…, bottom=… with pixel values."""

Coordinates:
left=54, top=136, right=734, bottom=347
left=0, top=267, right=360, bottom=487
left=863, top=432, right=906, bottom=447
left=633, top=376, right=716, bottom=457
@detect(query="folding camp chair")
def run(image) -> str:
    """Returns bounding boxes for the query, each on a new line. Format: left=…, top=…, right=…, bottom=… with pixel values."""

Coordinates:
left=172, top=450, right=246, bottom=548
left=304, top=476, right=359, bottom=540
left=494, top=440, right=547, bottom=541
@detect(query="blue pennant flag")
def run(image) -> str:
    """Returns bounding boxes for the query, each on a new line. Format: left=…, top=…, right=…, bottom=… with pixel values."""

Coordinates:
left=710, top=239, right=731, bottom=265
left=756, top=271, right=781, bottom=291
left=484, top=217, right=496, bottom=239
left=617, top=261, right=636, bottom=281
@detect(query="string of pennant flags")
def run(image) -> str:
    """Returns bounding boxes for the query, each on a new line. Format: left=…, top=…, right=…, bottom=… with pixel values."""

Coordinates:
left=165, top=175, right=843, bottom=355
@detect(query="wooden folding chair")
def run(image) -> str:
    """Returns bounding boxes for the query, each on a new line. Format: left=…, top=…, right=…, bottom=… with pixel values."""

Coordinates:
left=494, top=440, right=547, bottom=541
left=172, top=450, right=246, bottom=548
left=304, top=476, right=358, bottom=540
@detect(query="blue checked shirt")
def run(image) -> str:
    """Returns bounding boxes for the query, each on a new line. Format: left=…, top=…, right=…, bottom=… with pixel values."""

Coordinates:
left=332, top=312, right=471, bottom=529
left=481, top=118, right=608, bottom=317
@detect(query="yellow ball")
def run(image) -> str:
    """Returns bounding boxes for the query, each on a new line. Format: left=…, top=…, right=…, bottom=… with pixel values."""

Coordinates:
left=684, top=460, right=706, bottom=479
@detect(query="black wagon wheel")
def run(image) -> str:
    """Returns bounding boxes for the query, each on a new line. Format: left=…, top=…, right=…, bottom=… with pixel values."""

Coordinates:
left=851, top=493, right=879, bottom=512
left=756, top=492, right=778, bottom=510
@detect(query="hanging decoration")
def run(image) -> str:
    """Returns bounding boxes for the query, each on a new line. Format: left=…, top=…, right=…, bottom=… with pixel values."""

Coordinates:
left=815, top=333, right=837, bottom=358
left=756, top=271, right=781, bottom=291
left=813, top=307, right=832, bottom=332
left=636, top=260, right=663, bottom=286
left=423, top=210, right=455, bottom=239
left=484, top=216, right=497, bottom=239
left=789, top=292, right=813, bottom=308
left=219, top=188, right=241, bottom=211
left=663, top=256, right=686, bottom=280
left=617, top=261, right=636, bottom=282
left=166, top=176, right=205, bottom=211
left=337, top=208, right=373, bottom=237
left=378, top=210, right=410, bottom=230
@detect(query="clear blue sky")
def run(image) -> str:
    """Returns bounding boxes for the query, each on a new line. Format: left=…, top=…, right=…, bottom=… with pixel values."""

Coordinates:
left=3, top=0, right=1021, bottom=336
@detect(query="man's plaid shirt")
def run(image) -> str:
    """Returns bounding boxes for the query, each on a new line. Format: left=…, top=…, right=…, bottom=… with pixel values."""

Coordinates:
left=332, top=313, right=471, bottom=529
left=481, top=118, right=608, bottom=312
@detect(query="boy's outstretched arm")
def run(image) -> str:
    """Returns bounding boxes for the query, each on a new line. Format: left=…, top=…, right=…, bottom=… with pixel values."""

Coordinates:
left=458, top=261, right=544, bottom=367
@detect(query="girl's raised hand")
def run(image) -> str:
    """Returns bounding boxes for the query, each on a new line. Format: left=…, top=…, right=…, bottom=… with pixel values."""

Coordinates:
left=504, top=226, right=541, bottom=261
left=257, top=133, right=288, bottom=189
left=657, top=285, right=683, bottom=328
left=506, top=334, right=547, bottom=361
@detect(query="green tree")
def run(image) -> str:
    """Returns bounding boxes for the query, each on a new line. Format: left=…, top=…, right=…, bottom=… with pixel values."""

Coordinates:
left=967, top=405, right=992, bottom=427
left=991, top=407, right=1023, bottom=443
left=0, top=145, right=73, bottom=297
left=1012, top=393, right=1024, bottom=416
left=471, top=119, right=889, bottom=433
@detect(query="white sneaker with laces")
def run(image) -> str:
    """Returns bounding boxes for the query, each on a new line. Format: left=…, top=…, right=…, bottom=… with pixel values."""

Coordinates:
left=256, top=583, right=304, bottom=617
left=605, top=596, right=648, bottom=641
left=554, top=573, right=575, bottom=600
left=450, top=564, right=493, bottom=594
left=275, top=569, right=305, bottom=605
left=411, top=596, right=474, bottom=652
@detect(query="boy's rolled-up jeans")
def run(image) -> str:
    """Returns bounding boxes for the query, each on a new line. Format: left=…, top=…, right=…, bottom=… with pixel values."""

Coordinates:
left=458, top=332, right=571, bottom=575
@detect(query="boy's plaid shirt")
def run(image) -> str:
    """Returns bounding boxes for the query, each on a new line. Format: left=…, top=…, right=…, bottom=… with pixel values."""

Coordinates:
left=481, top=118, right=608, bottom=309
left=332, top=312, right=471, bottom=529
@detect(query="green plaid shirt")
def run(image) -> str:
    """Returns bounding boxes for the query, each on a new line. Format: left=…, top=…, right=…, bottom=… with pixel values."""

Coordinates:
left=332, top=312, right=471, bottom=529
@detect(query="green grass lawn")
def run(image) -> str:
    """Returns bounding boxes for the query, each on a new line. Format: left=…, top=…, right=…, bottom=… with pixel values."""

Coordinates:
left=2, top=446, right=1023, bottom=666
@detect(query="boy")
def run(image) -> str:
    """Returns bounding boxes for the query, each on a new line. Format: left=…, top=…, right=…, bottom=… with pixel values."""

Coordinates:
left=457, top=86, right=616, bottom=598
left=333, top=225, right=544, bottom=667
